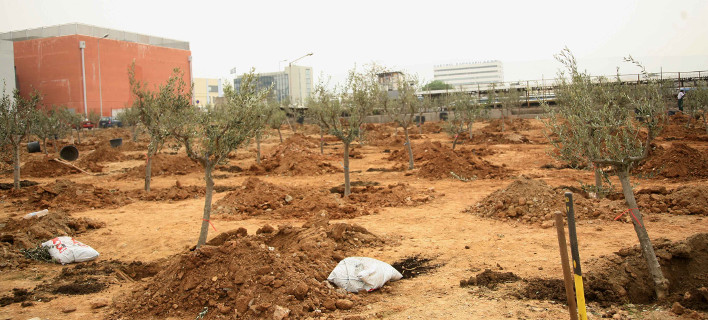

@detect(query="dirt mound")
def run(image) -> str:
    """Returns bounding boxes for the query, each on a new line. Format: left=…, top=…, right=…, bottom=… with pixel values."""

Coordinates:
left=388, top=141, right=508, bottom=180
left=659, top=114, right=708, bottom=141
left=126, top=181, right=206, bottom=202
left=636, top=184, right=708, bottom=215
left=460, top=269, right=521, bottom=289
left=483, top=118, right=533, bottom=133
left=111, top=219, right=389, bottom=319
left=0, top=211, right=104, bottom=269
left=21, top=158, right=80, bottom=177
left=214, top=177, right=435, bottom=220
left=4, top=179, right=133, bottom=213
left=468, top=177, right=626, bottom=225
left=123, top=153, right=202, bottom=178
left=79, top=143, right=125, bottom=164
left=249, top=134, right=340, bottom=176
left=637, top=143, right=708, bottom=179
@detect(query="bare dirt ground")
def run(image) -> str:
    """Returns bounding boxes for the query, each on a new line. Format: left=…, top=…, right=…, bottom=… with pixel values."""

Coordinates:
left=1, top=118, right=707, bottom=320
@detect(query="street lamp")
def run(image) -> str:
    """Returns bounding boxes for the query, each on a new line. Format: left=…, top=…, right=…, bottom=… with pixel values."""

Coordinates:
left=98, top=33, right=108, bottom=118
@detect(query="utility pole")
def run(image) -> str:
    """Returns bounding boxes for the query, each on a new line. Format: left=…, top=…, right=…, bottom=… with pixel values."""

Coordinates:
left=98, top=33, right=109, bottom=117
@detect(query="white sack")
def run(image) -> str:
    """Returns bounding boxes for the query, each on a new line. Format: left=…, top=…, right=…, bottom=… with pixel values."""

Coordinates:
left=41, top=236, right=100, bottom=264
left=327, top=257, right=403, bottom=293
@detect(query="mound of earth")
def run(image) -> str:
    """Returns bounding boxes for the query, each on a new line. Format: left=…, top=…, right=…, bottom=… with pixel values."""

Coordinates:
left=659, top=113, right=708, bottom=141
left=460, top=234, right=708, bottom=313
left=635, top=184, right=708, bottom=216
left=214, top=177, right=435, bottom=220
left=126, top=181, right=206, bottom=202
left=79, top=143, right=125, bottom=164
left=637, top=143, right=708, bottom=179
left=21, top=158, right=80, bottom=177
left=111, top=218, right=389, bottom=319
left=249, top=134, right=340, bottom=176
left=5, top=179, right=133, bottom=213
left=483, top=118, right=532, bottom=133
left=123, top=153, right=202, bottom=178
left=468, top=177, right=626, bottom=226
left=388, top=141, right=508, bottom=180
left=0, top=211, right=104, bottom=269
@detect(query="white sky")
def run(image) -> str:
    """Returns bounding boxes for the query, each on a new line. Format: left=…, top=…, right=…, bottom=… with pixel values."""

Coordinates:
left=1, top=0, right=707, bottom=86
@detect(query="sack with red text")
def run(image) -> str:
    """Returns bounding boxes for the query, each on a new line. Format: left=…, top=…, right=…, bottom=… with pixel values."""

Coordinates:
left=41, top=236, right=100, bottom=264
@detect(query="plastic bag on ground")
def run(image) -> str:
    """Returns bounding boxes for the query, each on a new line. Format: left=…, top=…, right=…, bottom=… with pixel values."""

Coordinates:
left=327, top=257, right=403, bottom=293
left=41, top=236, right=100, bottom=264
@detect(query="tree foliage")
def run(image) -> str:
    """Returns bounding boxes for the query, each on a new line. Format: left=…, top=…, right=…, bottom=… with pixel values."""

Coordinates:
left=385, top=73, right=420, bottom=169
left=684, top=81, right=708, bottom=133
left=0, top=87, right=41, bottom=189
left=32, top=106, right=73, bottom=154
left=116, top=106, right=142, bottom=142
left=444, top=90, right=486, bottom=149
left=422, top=80, right=453, bottom=91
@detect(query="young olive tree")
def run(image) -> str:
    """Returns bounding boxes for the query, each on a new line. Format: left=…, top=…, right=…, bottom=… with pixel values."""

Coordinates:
left=0, top=88, right=41, bottom=189
left=309, top=65, right=381, bottom=196
left=267, top=98, right=287, bottom=143
left=33, top=106, right=73, bottom=154
left=543, top=49, right=669, bottom=299
left=116, top=106, right=142, bottom=142
left=445, top=89, right=486, bottom=149
left=129, top=63, right=191, bottom=192
left=173, top=70, right=269, bottom=248
left=385, top=74, right=420, bottom=169
left=684, top=81, right=708, bottom=133
left=498, top=87, right=521, bottom=132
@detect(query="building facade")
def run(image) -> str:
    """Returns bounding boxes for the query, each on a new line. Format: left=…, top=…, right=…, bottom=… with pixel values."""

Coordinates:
left=233, top=65, right=312, bottom=106
left=434, top=61, right=503, bottom=90
left=193, top=78, right=223, bottom=107
left=1, top=23, right=191, bottom=117
left=0, top=40, right=15, bottom=96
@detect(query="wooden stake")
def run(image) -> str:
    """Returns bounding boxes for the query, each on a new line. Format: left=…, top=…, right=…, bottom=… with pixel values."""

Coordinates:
left=555, top=212, right=578, bottom=320
left=565, top=192, right=587, bottom=320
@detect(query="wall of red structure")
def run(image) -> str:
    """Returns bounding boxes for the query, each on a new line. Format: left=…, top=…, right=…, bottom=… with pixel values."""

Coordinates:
left=13, top=34, right=191, bottom=117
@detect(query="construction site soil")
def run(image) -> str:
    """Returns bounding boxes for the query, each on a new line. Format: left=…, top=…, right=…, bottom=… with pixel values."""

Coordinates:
left=1, top=118, right=707, bottom=320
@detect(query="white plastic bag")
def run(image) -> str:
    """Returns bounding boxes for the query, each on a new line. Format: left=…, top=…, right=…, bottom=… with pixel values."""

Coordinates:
left=41, top=236, right=100, bottom=264
left=327, top=257, right=402, bottom=293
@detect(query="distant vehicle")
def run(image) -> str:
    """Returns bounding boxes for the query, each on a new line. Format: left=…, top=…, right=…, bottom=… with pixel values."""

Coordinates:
left=98, top=117, right=123, bottom=128
left=81, top=120, right=95, bottom=130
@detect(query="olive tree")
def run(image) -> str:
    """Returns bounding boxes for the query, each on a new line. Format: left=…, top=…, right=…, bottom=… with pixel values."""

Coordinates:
left=0, top=87, right=41, bottom=189
left=33, top=106, right=73, bottom=154
left=309, top=65, right=381, bottom=196
left=116, top=106, right=142, bottom=142
left=173, top=70, right=268, bottom=248
left=684, top=81, right=708, bottom=133
left=445, top=89, right=486, bottom=149
left=543, top=49, right=669, bottom=299
left=498, top=87, right=521, bottom=132
left=385, top=74, right=420, bottom=169
left=129, top=64, right=191, bottom=192
left=267, top=98, right=287, bottom=143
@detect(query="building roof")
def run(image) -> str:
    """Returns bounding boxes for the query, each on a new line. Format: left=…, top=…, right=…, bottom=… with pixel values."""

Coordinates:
left=0, top=23, right=189, bottom=50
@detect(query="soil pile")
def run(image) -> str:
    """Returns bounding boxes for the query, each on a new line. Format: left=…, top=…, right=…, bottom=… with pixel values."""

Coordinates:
left=79, top=143, right=125, bottom=164
left=636, top=184, right=708, bottom=216
left=21, top=158, right=80, bottom=177
left=123, top=153, right=202, bottom=178
left=126, top=181, right=206, bottom=202
left=111, top=218, right=388, bottom=319
left=468, top=177, right=625, bottom=225
left=637, top=143, right=708, bottom=179
left=659, top=114, right=708, bottom=141
left=250, top=134, right=340, bottom=176
left=388, top=141, right=508, bottom=180
left=0, top=211, right=104, bottom=269
left=483, top=119, right=533, bottom=133
left=6, top=179, right=133, bottom=213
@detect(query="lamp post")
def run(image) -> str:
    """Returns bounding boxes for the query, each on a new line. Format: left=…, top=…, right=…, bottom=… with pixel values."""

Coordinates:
left=98, top=33, right=108, bottom=117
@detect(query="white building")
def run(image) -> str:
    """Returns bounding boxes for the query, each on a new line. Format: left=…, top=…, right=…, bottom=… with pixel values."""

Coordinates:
left=434, top=61, right=503, bottom=90
left=233, top=65, right=312, bottom=107
left=0, top=40, right=15, bottom=96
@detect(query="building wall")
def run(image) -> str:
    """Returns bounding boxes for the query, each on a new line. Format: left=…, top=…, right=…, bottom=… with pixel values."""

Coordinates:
left=13, top=34, right=191, bottom=117
left=0, top=40, right=16, bottom=95
left=193, top=78, right=221, bottom=107
left=434, top=61, right=503, bottom=90
left=287, top=65, right=312, bottom=106
left=234, top=66, right=312, bottom=105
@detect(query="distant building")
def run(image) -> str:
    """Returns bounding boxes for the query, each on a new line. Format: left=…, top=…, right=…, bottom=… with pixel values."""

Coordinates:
left=434, top=61, right=503, bottom=90
left=193, top=78, right=223, bottom=107
left=1, top=23, right=192, bottom=117
left=233, top=65, right=312, bottom=106
left=0, top=40, right=15, bottom=97
left=377, top=71, right=407, bottom=98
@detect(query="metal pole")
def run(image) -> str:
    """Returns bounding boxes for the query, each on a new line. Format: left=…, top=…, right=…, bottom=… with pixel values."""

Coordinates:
left=556, top=212, right=579, bottom=320
left=79, top=41, right=88, bottom=119
left=565, top=192, right=587, bottom=320
left=98, top=34, right=108, bottom=117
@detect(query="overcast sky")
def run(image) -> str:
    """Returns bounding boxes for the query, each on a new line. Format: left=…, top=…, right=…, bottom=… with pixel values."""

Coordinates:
left=2, top=0, right=707, bottom=86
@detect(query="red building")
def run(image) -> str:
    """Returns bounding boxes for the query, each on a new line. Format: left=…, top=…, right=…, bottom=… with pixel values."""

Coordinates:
left=1, top=23, right=192, bottom=117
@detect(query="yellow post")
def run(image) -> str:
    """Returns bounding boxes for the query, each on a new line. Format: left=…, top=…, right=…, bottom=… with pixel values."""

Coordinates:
left=565, top=192, right=587, bottom=320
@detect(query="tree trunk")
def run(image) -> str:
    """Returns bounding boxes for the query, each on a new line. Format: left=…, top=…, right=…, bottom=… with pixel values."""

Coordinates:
left=452, top=134, right=459, bottom=150
left=42, top=137, right=48, bottom=155
left=277, top=128, right=283, bottom=143
left=594, top=167, right=603, bottom=198
left=343, top=141, right=351, bottom=197
left=196, top=159, right=214, bottom=248
left=468, top=122, right=474, bottom=140
left=144, top=154, right=153, bottom=192
left=501, top=110, right=506, bottom=132
left=13, top=141, right=21, bottom=190
left=76, top=129, right=81, bottom=144
left=403, top=127, right=414, bottom=170
left=53, top=136, right=58, bottom=154
left=256, top=135, right=261, bottom=165
left=617, top=168, right=669, bottom=300
left=319, top=129, right=324, bottom=155
left=131, top=126, right=139, bottom=142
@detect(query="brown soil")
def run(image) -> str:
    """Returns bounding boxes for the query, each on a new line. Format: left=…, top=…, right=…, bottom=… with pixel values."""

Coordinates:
left=214, top=177, right=435, bottom=220
left=21, top=158, right=81, bottom=177
left=125, top=181, right=206, bottom=202
left=122, top=153, right=202, bottom=178
left=635, top=184, right=708, bottom=215
left=3, top=179, right=133, bottom=213
left=249, top=134, right=340, bottom=176
left=110, top=218, right=388, bottom=319
left=637, top=142, right=708, bottom=179
left=79, top=144, right=125, bottom=165
left=483, top=118, right=533, bottom=133
left=388, top=141, right=509, bottom=180
left=659, top=113, right=708, bottom=141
